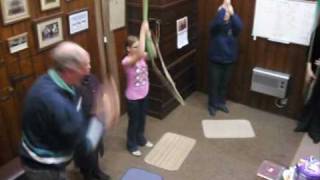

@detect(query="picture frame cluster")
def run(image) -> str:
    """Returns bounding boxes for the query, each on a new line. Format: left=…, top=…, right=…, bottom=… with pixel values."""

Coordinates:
left=1, top=0, right=89, bottom=53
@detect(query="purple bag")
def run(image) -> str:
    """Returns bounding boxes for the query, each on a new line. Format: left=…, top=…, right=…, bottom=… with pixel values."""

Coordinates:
left=296, top=156, right=320, bottom=180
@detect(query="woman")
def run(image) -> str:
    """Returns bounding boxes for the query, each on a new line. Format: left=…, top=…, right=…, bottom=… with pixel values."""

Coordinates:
left=207, top=0, right=243, bottom=116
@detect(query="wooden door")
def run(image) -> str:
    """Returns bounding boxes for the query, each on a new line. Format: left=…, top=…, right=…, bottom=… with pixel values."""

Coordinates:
left=99, top=0, right=128, bottom=114
left=0, top=39, right=34, bottom=167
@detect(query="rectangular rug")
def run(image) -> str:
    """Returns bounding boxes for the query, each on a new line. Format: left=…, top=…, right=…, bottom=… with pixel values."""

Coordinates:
left=202, top=119, right=255, bottom=138
left=121, top=168, right=163, bottom=180
left=144, top=132, right=196, bottom=171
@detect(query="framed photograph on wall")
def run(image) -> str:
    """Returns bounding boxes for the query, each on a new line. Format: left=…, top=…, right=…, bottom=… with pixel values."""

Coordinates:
left=7, top=32, right=28, bottom=53
left=40, top=0, right=60, bottom=11
left=68, top=9, right=89, bottom=35
left=34, top=14, right=64, bottom=51
left=1, top=0, right=30, bottom=25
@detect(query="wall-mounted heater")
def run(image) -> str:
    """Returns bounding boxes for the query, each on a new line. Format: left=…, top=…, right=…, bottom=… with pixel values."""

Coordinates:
left=251, top=67, right=290, bottom=99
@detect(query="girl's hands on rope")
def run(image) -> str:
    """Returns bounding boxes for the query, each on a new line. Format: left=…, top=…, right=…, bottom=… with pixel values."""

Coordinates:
left=144, top=20, right=157, bottom=60
left=141, top=20, right=150, bottom=35
left=142, top=20, right=154, bottom=41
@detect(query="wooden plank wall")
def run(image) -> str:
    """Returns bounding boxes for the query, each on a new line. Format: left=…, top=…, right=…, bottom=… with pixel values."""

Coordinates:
left=196, top=0, right=312, bottom=118
left=0, top=0, right=101, bottom=167
left=113, top=27, right=128, bottom=113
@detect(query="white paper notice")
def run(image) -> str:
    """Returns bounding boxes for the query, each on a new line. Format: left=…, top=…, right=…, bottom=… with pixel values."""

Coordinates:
left=69, top=10, right=89, bottom=35
left=252, top=0, right=317, bottom=46
left=177, top=17, right=189, bottom=49
left=109, top=0, right=125, bottom=30
left=86, top=117, right=103, bottom=149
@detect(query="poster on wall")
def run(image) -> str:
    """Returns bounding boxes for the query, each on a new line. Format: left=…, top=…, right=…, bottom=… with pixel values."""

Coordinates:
left=109, top=0, right=125, bottom=30
left=68, top=9, right=89, bottom=35
left=176, top=16, right=189, bottom=49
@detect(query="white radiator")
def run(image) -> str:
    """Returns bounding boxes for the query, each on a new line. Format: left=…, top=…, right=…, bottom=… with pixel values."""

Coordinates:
left=251, top=67, right=290, bottom=98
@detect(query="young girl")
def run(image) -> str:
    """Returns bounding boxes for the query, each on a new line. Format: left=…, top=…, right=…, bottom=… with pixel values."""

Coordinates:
left=122, top=21, right=154, bottom=156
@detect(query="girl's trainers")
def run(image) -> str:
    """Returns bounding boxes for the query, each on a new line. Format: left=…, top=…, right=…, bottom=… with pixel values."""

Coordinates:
left=145, top=141, right=154, bottom=148
left=131, top=150, right=142, bottom=156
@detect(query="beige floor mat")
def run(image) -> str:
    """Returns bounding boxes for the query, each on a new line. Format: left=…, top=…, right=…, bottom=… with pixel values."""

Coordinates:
left=202, top=119, right=255, bottom=138
left=144, top=132, right=196, bottom=171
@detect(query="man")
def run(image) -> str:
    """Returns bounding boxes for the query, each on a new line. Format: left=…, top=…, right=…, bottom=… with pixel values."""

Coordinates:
left=207, top=0, right=243, bottom=116
left=74, top=74, right=111, bottom=180
left=20, top=41, right=108, bottom=179
left=295, top=25, right=320, bottom=143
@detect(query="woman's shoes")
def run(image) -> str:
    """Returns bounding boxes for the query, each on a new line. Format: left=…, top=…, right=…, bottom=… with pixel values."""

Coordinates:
left=208, top=105, right=229, bottom=116
left=216, top=105, right=229, bottom=113
left=208, top=106, right=216, bottom=116
left=294, top=126, right=306, bottom=132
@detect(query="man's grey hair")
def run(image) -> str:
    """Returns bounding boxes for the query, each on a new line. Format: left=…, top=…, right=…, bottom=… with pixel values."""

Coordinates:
left=51, top=41, right=89, bottom=72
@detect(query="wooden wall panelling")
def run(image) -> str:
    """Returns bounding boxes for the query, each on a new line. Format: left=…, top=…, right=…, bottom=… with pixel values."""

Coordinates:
left=0, top=63, right=9, bottom=89
left=147, top=50, right=196, bottom=119
left=148, top=67, right=196, bottom=118
left=0, top=111, right=14, bottom=165
left=0, top=93, right=21, bottom=155
left=32, top=55, right=47, bottom=76
left=228, top=0, right=252, bottom=103
left=195, top=0, right=208, bottom=91
left=113, top=28, right=128, bottom=114
left=13, top=56, right=35, bottom=100
left=285, top=45, right=306, bottom=116
left=82, top=2, right=102, bottom=79
left=147, top=64, right=195, bottom=114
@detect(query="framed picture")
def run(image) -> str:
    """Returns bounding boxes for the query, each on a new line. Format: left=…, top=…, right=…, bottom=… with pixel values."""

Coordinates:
left=68, top=9, right=89, bottom=35
left=34, top=14, right=64, bottom=51
left=40, top=0, right=60, bottom=11
left=1, top=0, right=30, bottom=25
left=7, top=32, right=28, bottom=53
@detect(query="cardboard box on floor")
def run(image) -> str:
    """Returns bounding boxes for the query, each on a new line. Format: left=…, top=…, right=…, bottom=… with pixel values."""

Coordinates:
left=257, top=160, right=286, bottom=180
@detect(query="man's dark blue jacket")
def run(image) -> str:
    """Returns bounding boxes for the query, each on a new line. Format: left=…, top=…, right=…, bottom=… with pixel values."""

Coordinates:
left=20, top=72, right=88, bottom=169
left=208, top=8, right=243, bottom=63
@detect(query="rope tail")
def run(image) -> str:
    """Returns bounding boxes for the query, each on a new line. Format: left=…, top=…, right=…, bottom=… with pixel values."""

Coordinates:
left=143, top=0, right=185, bottom=105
